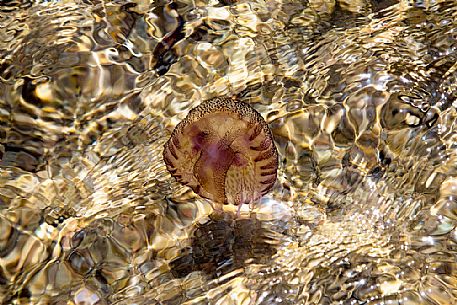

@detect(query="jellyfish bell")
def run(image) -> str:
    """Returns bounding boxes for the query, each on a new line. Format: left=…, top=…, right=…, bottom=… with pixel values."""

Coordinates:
left=163, top=97, right=278, bottom=212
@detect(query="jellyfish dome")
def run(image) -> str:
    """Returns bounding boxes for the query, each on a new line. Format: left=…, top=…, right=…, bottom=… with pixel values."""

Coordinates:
left=163, top=97, right=278, bottom=206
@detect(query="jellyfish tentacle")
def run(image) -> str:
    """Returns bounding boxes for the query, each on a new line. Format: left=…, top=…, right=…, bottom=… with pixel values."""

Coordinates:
left=193, top=135, right=235, bottom=204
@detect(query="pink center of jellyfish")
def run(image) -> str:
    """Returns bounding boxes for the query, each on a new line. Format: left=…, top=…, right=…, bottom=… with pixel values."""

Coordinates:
left=163, top=97, right=278, bottom=207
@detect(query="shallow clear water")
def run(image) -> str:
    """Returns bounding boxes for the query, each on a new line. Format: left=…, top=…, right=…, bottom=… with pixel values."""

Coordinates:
left=0, top=0, right=457, bottom=304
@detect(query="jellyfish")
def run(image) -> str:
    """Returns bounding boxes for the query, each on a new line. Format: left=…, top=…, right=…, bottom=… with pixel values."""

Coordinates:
left=163, top=97, right=278, bottom=211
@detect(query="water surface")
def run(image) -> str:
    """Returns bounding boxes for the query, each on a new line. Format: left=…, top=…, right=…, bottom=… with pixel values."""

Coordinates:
left=0, top=0, right=457, bottom=304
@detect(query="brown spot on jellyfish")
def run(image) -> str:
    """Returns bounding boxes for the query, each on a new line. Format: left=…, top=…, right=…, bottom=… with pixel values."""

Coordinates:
left=163, top=97, right=278, bottom=209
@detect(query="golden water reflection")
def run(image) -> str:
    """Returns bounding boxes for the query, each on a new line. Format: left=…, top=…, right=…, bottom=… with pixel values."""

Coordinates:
left=0, top=0, right=457, bottom=304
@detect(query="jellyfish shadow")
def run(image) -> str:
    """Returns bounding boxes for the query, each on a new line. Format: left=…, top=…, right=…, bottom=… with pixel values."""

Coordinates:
left=169, top=215, right=277, bottom=279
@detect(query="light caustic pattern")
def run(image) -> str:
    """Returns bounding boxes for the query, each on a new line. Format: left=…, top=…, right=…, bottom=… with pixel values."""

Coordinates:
left=0, top=0, right=457, bottom=305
